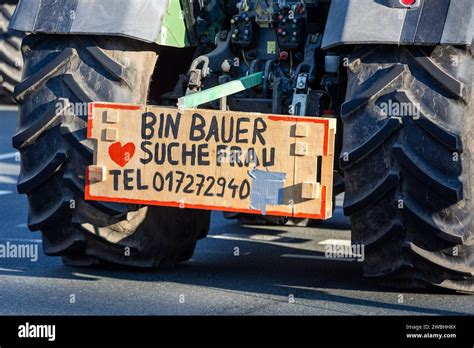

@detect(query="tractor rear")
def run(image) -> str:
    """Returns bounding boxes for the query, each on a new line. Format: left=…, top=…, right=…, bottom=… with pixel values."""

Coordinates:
left=8, top=0, right=474, bottom=293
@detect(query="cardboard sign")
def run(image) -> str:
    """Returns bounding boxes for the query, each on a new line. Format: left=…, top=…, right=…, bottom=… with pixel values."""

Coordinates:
left=86, top=103, right=336, bottom=219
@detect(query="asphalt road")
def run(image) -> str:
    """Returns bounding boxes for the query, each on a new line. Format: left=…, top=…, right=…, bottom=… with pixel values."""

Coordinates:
left=0, top=106, right=473, bottom=316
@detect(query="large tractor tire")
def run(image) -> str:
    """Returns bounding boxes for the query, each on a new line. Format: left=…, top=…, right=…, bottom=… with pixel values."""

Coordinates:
left=341, top=45, right=474, bottom=293
left=0, top=1, right=22, bottom=104
left=13, top=34, right=210, bottom=267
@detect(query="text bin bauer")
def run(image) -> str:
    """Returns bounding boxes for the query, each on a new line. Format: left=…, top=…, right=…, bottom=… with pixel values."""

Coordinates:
left=86, top=103, right=336, bottom=219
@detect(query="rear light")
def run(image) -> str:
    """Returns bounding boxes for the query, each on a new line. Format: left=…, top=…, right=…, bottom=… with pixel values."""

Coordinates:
left=399, top=0, right=416, bottom=6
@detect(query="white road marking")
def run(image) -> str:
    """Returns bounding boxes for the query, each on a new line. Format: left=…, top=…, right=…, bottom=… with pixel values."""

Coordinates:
left=208, top=234, right=251, bottom=242
left=0, top=152, right=18, bottom=160
left=318, top=239, right=351, bottom=246
left=0, top=267, right=22, bottom=273
left=0, top=175, right=17, bottom=184
left=0, top=162, right=20, bottom=176
left=0, top=238, right=42, bottom=243
left=250, top=234, right=282, bottom=241
left=208, top=234, right=281, bottom=242
left=0, top=105, right=18, bottom=112
left=16, top=223, right=28, bottom=229
left=0, top=190, right=13, bottom=195
left=280, top=253, right=355, bottom=262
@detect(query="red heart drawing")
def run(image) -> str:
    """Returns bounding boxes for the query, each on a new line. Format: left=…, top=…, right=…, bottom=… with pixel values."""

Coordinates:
left=108, top=142, right=135, bottom=167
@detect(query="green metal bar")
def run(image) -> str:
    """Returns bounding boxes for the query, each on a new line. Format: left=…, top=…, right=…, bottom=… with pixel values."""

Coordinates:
left=159, top=0, right=188, bottom=47
left=177, top=72, right=264, bottom=109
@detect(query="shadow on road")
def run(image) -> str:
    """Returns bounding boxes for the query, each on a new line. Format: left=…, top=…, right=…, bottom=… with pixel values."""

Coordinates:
left=0, top=218, right=471, bottom=316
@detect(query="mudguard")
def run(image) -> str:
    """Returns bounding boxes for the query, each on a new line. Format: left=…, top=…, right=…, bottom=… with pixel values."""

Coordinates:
left=322, top=0, right=473, bottom=49
left=8, top=0, right=192, bottom=47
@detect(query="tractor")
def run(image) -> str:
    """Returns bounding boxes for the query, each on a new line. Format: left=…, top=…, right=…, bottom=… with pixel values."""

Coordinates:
left=8, top=0, right=474, bottom=293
